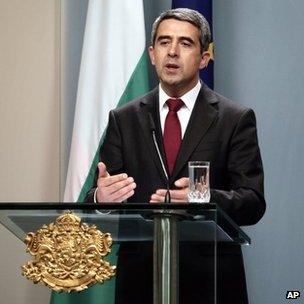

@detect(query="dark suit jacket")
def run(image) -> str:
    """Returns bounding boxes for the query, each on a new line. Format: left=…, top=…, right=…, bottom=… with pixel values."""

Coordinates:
left=86, top=82, right=266, bottom=303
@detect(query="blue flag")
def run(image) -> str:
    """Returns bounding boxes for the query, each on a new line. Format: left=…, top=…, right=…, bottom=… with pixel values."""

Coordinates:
left=172, top=0, right=214, bottom=89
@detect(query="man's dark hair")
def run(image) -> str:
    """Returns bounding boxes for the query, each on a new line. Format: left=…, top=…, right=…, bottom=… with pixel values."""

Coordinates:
left=151, top=8, right=211, bottom=53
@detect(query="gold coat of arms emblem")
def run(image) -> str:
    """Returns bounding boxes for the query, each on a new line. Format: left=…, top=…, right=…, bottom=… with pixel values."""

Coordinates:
left=21, top=211, right=116, bottom=292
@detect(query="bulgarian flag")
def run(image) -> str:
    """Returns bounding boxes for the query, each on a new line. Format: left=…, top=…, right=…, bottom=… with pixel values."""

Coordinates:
left=51, top=0, right=149, bottom=303
left=63, top=0, right=149, bottom=203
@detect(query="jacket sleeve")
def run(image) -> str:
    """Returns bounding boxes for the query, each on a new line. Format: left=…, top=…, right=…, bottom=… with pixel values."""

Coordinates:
left=211, top=108, right=266, bottom=226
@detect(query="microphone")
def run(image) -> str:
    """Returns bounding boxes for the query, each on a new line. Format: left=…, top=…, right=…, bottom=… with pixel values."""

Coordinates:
left=148, top=114, right=171, bottom=203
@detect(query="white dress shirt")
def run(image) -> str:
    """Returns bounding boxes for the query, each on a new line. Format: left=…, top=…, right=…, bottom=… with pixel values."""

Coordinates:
left=159, top=81, right=201, bottom=138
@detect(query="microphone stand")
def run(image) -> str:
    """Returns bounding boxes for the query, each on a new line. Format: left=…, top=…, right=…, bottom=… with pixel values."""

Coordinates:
left=149, top=114, right=179, bottom=304
left=149, top=114, right=171, bottom=203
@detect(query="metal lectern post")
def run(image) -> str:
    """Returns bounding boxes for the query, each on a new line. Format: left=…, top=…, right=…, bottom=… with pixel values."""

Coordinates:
left=153, top=214, right=179, bottom=304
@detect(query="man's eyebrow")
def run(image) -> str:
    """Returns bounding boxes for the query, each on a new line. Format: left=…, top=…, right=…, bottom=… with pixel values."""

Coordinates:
left=179, top=36, right=195, bottom=44
left=156, top=35, right=172, bottom=41
left=156, top=35, right=195, bottom=44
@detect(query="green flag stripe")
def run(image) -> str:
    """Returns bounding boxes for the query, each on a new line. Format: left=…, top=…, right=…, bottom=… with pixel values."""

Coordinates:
left=77, top=50, right=150, bottom=202
left=51, top=52, right=149, bottom=303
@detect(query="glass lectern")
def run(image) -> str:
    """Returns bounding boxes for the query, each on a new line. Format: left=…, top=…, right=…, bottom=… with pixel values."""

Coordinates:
left=0, top=203, right=250, bottom=304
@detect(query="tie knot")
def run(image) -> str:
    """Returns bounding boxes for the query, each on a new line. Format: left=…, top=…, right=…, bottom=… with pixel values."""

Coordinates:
left=166, top=98, right=184, bottom=112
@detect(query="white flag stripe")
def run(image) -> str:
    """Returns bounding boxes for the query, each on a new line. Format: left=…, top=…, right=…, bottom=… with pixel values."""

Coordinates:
left=64, top=0, right=146, bottom=201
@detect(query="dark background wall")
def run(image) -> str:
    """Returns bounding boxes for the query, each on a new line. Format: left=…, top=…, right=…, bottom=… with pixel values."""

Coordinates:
left=213, top=1, right=304, bottom=303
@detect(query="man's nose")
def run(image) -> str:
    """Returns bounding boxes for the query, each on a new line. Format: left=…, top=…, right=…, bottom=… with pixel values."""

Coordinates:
left=168, top=42, right=179, bottom=57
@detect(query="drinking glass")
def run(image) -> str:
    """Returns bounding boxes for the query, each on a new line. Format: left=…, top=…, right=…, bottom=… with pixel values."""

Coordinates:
left=188, top=161, right=210, bottom=203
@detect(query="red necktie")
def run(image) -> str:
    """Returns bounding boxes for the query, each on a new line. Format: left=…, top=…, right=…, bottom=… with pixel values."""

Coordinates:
left=163, top=98, right=184, bottom=175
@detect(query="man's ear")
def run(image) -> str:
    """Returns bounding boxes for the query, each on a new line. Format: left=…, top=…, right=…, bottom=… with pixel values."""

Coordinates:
left=199, top=51, right=211, bottom=70
left=148, top=46, right=156, bottom=66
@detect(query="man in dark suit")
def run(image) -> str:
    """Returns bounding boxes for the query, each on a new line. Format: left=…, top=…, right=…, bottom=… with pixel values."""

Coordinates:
left=86, top=8, right=266, bottom=304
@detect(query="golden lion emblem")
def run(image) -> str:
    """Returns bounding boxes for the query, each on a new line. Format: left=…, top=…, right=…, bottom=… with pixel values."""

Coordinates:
left=22, top=211, right=116, bottom=292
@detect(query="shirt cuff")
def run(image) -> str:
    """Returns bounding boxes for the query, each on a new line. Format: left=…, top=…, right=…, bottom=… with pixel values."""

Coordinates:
left=93, top=187, right=98, bottom=203
left=93, top=187, right=111, bottom=215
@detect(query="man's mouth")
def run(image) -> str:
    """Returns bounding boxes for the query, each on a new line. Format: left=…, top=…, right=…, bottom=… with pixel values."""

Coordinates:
left=164, top=63, right=180, bottom=72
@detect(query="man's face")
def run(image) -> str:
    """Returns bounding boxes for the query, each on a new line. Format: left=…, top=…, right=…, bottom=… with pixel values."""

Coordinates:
left=149, top=18, right=210, bottom=97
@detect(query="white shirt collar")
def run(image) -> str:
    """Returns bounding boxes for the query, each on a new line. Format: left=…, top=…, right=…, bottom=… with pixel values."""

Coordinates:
left=159, top=80, right=201, bottom=111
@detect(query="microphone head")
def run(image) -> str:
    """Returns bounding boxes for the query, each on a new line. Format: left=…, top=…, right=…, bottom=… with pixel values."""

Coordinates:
left=148, top=113, right=156, bottom=132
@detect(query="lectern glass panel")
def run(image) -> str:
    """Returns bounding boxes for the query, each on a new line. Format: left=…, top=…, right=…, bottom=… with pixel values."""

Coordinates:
left=0, top=203, right=250, bottom=304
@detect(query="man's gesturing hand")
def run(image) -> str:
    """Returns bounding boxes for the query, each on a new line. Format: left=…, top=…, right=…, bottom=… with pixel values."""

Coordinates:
left=150, top=177, right=189, bottom=203
left=96, top=162, right=136, bottom=203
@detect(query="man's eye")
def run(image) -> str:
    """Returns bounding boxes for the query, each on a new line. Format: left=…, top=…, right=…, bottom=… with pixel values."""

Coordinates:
left=159, top=40, right=169, bottom=45
left=181, top=41, right=191, bottom=47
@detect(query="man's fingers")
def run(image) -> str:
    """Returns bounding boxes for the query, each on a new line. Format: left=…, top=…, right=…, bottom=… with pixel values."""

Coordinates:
left=154, top=189, right=167, bottom=196
left=109, top=179, right=136, bottom=198
left=99, top=173, right=129, bottom=187
left=156, top=189, right=187, bottom=200
left=97, top=176, right=136, bottom=202
left=174, top=177, right=189, bottom=188
left=98, top=162, right=109, bottom=178
left=150, top=191, right=187, bottom=203
left=150, top=193, right=165, bottom=203
left=98, top=176, right=134, bottom=193
left=99, top=183, right=136, bottom=202
left=150, top=188, right=188, bottom=203
left=112, top=189, right=135, bottom=202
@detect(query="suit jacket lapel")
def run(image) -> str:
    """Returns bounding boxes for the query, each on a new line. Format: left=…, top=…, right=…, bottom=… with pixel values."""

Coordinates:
left=137, top=87, right=168, bottom=184
left=170, top=84, right=219, bottom=183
